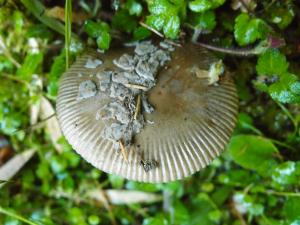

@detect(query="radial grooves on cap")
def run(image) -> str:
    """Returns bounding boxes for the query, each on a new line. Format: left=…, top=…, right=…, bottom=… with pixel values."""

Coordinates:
left=177, top=133, right=193, bottom=175
left=56, top=46, right=238, bottom=183
left=181, top=133, right=199, bottom=172
left=168, top=137, right=182, bottom=180
left=193, top=126, right=217, bottom=162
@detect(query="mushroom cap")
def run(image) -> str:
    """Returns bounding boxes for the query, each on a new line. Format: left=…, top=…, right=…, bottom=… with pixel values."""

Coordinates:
left=56, top=43, right=238, bottom=183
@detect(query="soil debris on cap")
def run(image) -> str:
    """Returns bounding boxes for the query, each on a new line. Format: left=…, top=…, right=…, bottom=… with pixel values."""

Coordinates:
left=140, top=160, right=158, bottom=172
left=113, top=54, right=135, bottom=71
left=84, top=58, right=103, bottom=68
left=77, top=80, right=97, bottom=100
left=92, top=40, right=173, bottom=152
left=159, top=41, right=175, bottom=51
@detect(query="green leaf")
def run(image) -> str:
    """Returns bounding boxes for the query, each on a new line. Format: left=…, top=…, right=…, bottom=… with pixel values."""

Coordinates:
left=268, top=73, right=300, bottom=104
left=49, top=51, right=66, bottom=80
left=96, top=31, right=111, bottom=50
left=283, top=197, right=300, bottom=221
left=84, top=20, right=111, bottom=50
left=157, top=181, right=185, bottom=198
left=256, top=49, right=289, bottom=76
left=133, top=26, right=152, bottom=40
left=125, top=181, right=161, bottom=192
left=125, top=0, right=143, bottom=16
left=249, top=203, right=264, bottom=216
left=88, top=215, right=101, bottom=225
left=190, top=10, right=216, bottom=31
left=270, top=6, right=295, bottom=29
left=68, top=207, right=87, bottom=224
left=17, top=52, right=43, bottom=80
left=84, top=20, right=109, bottom=38
left=189, top=0, right=225, bottom=13
left=12, top=11, right=24, bottom=34
left=233, top=192, right=264, bottom=216
left=172, top=200, right=190, bottom=224
left=218, top=169, right=259, bottom=186
left=189, top=193, right=217, bottom=225
left=147, top=0, right=173, bottom=15
left=108, top=174, right=124, bottom=189
left=163, top=15, right=180, bottom=39
left=145, top=0, right=185, bottom=39
left=234, top=13, right=269, bottom=46
left=146, top=14, right=165, bottom=31
left=0, top=55, right=14, bottom=72
left=112, top=9, right=137, bottom=33
left=211, top=186, right=232, bottom=206
left=36, top=161, right=52, bottom=180
left=271, top=161, right=299, bottom=185
left=26, top=24, right=53, bottom=39
left=47, top=51, right=66, bottom=98
left=50, top=155, right=67, bottom=174
left=269, top=81, right=299, bottom=103
left=142, top=214, right=169, bottom=225
left=228, top=135, right=278, bottom=175
left=235, top=112, right=263, bottom=135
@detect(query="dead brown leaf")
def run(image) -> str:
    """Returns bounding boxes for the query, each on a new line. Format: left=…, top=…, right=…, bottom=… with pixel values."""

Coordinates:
left=0, top=149, right=35, bottom=188
left=0, top=136, right=14, bottom=166
left=39, top=96, right=63, bottom=153
left=45, top=6, right=90, bottom=24
left=88, top=189, right=163, bottom=205
left=231, top=0, right=257, bottom=12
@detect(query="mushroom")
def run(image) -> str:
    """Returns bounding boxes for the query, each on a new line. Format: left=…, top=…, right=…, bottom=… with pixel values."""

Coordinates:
left=56, top=41, right=238, bottom=183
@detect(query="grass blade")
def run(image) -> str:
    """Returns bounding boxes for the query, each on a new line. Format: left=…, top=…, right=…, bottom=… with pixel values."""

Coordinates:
left=65, top=0, right=72, bottom=69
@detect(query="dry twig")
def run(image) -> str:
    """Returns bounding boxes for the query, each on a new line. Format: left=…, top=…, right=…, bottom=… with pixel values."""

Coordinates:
left=119, top=140, right=128, bottom=163
left=134, top=94, right=141, bottom=120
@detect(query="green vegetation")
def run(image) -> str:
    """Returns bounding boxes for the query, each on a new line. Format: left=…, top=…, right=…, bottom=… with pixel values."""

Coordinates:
left=1, top=0, right=300, bottom=224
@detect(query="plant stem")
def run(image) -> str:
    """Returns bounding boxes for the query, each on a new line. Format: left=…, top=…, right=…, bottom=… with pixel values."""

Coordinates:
left=193, top=41, right=257, bottom=56
left=65, top=0, right=72, bottom=69
left=268, top=138, right=297, bottom=152
left=0, top=206, right=38, bottom=225
left=0, top=73, right=30, bottom=87
left=264, top=190, right=300, bottom=197
left=139, top=21, right=164, bottom=38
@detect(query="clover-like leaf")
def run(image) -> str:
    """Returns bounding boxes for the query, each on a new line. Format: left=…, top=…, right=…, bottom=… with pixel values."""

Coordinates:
left=271, top=161, right=300, bottom=185
left=163, top=15, right=180, bottom=39
left=147, top=0, right=171, bottom=15
left=234, top=13, right=269, bottom=46
left=84, top=20, right=109, bottom=38
left=125, top=0, right=143, bottom=16
left=189, top=0, right=225, bottom=13
left=270, top=6, right=295, bottom=30
left=146, top=14, right=165, bottom=31
left=96, top=31, right=111, bottom=50
left=268, top=73, right=300, bottom=104
left=84, top=20, right=111, bottom=50
left=256, top=48, right=289, bottom=76
left=112, top=9, right=138, bottom=33
left=190, top=10, right=216, bottom=31
left=145, top=0, right=185, bottom=39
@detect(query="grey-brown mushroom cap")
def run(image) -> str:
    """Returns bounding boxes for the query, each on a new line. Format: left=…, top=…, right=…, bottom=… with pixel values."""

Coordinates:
left=56, top=43, right=238, bottom=183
